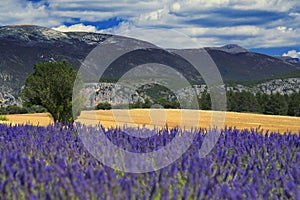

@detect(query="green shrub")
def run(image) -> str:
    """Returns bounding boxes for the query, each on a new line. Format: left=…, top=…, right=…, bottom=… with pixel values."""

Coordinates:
left=0, top=115, right=9, bottom=121
left=96, top=102, right=112, bottom=110
left=0, top=105, right=28, bottom=115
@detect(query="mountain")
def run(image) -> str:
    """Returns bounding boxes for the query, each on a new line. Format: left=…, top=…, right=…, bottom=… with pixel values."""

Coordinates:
left=0, top=25, right=111, bottom=95
left=0, top=25, right=299, bottom=97
left=277, top=56, right=300, bottom=64
left=208, top=44, right=249, bottom=54
left=204, top=48, right=299, bottom=81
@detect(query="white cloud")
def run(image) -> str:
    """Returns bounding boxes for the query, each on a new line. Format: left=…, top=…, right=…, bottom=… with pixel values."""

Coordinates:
left=164, top=0, right=297, bottom=13
left=50, top=10, right=115, bottom=22
left=0, top=0, right=61, bottom=26
left=101, top=21, right=201, bottom=48
left=277, top=26, right=294, bottom=33
left=289, top=12, right=300, bottom=17
left=53, top=23, right=97, bottom=32
left=1, top=0, right=300, bottom=48
left=92, top=0, right=300, bottom=48
left=170, top=2, right=181, bottom=12
left=283, top=50, right=300, bottom=58
left=231, top=0, right=297, bottom=12
left=47, top=0, right=298, bottom=13
left=101, top=17, right=300, bottom=48
left=48, top=0, right=167, bottom=21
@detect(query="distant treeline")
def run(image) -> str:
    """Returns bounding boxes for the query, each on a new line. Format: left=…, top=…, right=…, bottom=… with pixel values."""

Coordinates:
left=224, top=91, right=299, bottom=116
left=96, top=91, right=300, bottom=117
left=1, top=91, right=299, bottom=117
left=0, top=105, right=46, bottom=115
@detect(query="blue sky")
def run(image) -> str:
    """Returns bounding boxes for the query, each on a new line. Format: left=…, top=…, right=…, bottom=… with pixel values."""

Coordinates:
left=0, top=0, right=300, bottom=57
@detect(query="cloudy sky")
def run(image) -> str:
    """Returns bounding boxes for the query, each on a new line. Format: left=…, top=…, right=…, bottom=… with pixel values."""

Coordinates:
left=0, top=0, right=300, bottom=57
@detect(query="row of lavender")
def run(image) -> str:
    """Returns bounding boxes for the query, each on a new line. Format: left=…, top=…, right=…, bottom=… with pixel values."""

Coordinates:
left=0, top=123, right=299, bottom=199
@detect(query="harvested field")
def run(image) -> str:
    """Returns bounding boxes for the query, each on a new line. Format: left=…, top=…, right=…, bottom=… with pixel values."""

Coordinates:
left=0, top=113, right=53, bottom=126
left=1, top=109, right=298, bottom=134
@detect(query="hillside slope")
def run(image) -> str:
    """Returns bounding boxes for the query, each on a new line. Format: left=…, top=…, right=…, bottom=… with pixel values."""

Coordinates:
left=0, top=25, right=299, bottom=96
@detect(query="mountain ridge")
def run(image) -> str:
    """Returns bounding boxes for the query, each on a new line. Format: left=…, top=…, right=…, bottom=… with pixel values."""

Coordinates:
left=0, top=25, right=299, bottom=97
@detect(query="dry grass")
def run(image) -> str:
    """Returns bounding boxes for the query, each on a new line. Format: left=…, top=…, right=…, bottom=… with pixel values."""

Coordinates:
left=1, top=110, right=299, bottom=134
left=77, top=109, right=300, bottom=134
left=0, top=113, right=53, bottom=126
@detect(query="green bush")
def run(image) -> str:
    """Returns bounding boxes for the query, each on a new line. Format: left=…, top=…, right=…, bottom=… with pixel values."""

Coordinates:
left=0, top=115, right=9, bottom=121
left=96, top=102, right=112, bottom=110
left=0, top=105, right=28, bottom=115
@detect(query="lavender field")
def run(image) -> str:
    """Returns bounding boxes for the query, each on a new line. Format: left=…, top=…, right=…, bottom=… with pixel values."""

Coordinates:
left=0, top=123, right=299, bottom=199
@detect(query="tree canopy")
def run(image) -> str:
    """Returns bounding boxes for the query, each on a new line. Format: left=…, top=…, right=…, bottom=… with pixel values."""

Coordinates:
left=22, top=61, right=77, bottom=123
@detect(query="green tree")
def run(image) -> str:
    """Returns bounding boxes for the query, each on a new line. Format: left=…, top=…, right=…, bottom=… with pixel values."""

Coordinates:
left=0, top=105, right=28, bottom=115
left=244, top=91, right=260, bottom=113
left=265, top=92, right=288, bottom=115
left=227, top=90, right=237, bottom=111
left=255, top=92, right=269, bottom=114
left=134, top=98, right=143, bottom=108
left=96, top=102, right=112, bottom=110
left=199, top=89, right=211, bottom=110
left=288, top=92, right=300, bottom=116
left=154, top=97, right=180, bottom=109
left=230, top=91, right=259, bottom=113
left=142, top=97, right=152, bottom=108
left=22, top=61, right=77, bottom=123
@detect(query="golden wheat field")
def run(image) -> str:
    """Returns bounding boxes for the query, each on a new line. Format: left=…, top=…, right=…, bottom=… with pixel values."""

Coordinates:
left=1, top=109, right=299, bottom=134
